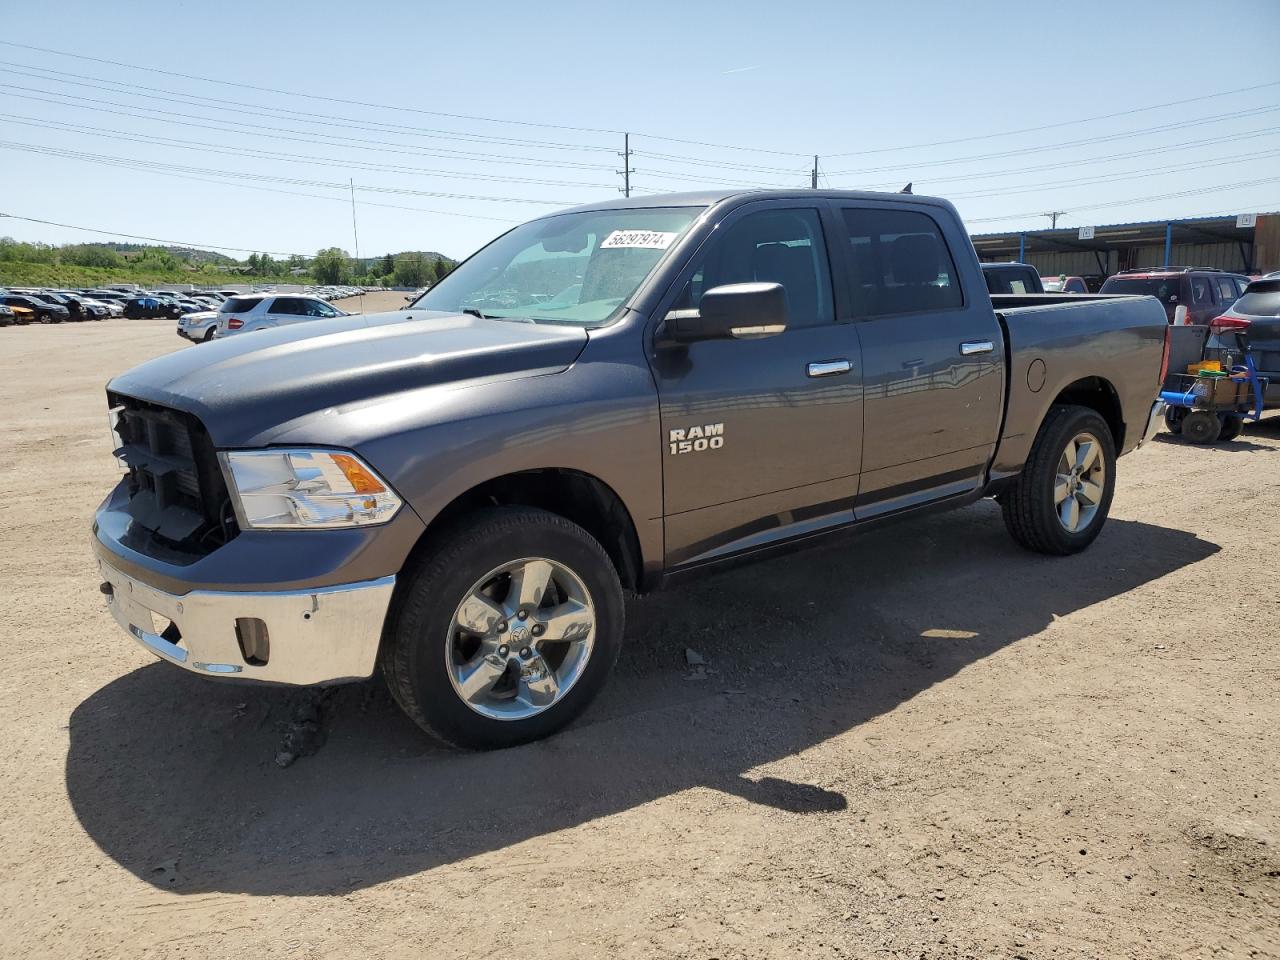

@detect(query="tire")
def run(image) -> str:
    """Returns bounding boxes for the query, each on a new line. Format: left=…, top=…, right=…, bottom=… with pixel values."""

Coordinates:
left=380, top=507, right=624, bottom=749
left=1218, top=416, right=1243, bottom=442
left=201, top=327, right=216, bottom=342
left=1163, top=406, right=1185, bottom=434
left=1001, top=404, right=1116, bottom=556
left=1181, top=410, right=1221, bottom=444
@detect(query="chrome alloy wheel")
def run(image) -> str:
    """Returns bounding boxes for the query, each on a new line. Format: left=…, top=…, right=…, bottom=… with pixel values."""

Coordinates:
left=446, top=557, right=596, bottom=721
left=1054, top=431, right=1106, bottom=533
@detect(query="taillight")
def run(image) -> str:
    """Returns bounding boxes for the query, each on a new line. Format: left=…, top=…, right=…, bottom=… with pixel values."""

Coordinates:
left=1208, top=314, right=1250, bottom=335
left=1158, top=323, right=1172, bottom=387
left=227, top=317, right=243, bottom=329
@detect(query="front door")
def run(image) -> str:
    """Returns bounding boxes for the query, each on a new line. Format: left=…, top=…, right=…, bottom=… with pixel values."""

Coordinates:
left=833, top=202, right=1005, bottom=516
left=650, top=203, right=864, bottom=567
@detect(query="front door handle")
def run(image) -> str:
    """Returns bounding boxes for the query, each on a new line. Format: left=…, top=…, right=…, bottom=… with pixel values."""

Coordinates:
left=807, top=358, right=852, bottom=378
left=960, top=340, right=995, bottom=356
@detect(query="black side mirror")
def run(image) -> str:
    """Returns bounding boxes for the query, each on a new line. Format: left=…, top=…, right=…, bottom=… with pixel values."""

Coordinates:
left=661, top=282, right=788, bottom=344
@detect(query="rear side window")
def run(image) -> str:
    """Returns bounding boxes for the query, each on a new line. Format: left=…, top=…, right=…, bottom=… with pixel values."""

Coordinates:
left=1216, top=278, right=1239, bottom=303
left=269, top=297, right=302, bottom=315
left=221, top=297, right=261, bottom=313
left=841, top=208, right=962, bottom=318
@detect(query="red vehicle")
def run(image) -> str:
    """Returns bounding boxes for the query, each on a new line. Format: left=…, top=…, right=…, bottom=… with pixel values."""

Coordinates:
left=1100, top=267, right=1249, bottom=325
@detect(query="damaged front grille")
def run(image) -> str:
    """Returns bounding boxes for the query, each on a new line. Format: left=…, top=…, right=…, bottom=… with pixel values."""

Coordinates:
left=107, top=392, right=239, bottom=556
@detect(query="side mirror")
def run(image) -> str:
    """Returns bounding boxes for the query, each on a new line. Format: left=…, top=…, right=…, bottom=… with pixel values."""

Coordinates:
left=661, top=282, right=788, bottom=344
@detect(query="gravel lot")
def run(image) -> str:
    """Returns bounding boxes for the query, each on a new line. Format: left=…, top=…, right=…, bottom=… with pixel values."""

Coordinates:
left=1, top=315, right=1277, bottom=960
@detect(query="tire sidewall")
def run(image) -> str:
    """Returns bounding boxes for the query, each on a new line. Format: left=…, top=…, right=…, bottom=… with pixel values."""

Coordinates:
left=388, top=510, right=623, bottom=749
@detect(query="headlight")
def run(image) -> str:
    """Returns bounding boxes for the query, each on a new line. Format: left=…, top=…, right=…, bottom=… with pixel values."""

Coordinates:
left=219, top=449, right=403, bottom=529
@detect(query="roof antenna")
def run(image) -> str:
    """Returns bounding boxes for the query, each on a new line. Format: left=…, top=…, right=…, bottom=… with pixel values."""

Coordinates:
left=900, top=182, right=913, bottom=194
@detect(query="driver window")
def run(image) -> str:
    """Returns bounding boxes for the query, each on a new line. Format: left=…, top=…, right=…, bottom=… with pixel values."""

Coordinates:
left=673, top=208, right=834, bottom=327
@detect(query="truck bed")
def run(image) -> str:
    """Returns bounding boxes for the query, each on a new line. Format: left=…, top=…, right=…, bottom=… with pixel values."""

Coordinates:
left=989, top=293, right=1169, bottom=479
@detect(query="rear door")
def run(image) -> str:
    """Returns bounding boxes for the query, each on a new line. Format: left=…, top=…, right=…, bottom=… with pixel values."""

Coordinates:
left=265, top=297, right=306, bottom=327
left=832, top=201, right=1005, bottom=517
left=651, top=201, right=864, bottom=567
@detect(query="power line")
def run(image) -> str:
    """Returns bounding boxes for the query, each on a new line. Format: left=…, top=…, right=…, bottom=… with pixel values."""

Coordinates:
left=824, top=79, right=1280, bottom=157
left=0, top=212, right=319, bottom=258
left=825, top=104, right=1280, bottom=176
left=0, top=65, right=619, bottom=156
left=964, top=177, right=1280, bottom=224
left=0, top=140, right=581, bottom=205
left=0, top=112, right=618, bottom=189
left=0, top=41, right=812, bottom=157
left=0, top=82, right=620, bottom=170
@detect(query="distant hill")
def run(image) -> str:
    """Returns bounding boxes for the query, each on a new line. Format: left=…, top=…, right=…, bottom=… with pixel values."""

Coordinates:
left=101, top=243, right=238, bottom=266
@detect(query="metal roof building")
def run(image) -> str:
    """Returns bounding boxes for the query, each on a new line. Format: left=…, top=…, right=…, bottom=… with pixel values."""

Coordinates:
left=970, top=212, right=1279, bottom=279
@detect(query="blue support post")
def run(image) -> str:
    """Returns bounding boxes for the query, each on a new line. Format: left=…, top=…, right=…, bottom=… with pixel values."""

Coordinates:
left=1018, top=232, right=1026, bottom=263
left=1163, top=222, right=1172, bottom=267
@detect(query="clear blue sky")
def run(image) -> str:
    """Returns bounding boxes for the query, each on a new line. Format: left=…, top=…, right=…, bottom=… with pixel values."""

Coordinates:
left=1, top=0, right=1278, bottom=261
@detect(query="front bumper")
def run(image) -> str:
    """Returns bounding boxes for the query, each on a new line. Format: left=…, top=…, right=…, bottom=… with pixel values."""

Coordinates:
left=1140, top=399, right=1166, bottom=446
left=97, top=557, right=395, bottom=685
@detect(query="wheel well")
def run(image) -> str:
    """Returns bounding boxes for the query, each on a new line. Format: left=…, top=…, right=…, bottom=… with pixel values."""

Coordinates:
left=417, top=469, right=643, bottom=592
left=1052, top=376, right=1124, bottom=449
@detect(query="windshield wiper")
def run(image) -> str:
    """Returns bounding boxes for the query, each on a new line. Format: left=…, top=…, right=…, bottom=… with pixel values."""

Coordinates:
left=461, top=308, right=496, bottom=320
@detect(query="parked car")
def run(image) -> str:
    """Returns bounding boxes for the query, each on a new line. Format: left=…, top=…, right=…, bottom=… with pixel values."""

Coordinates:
left=0, top=304, right=15, bottom=327
left=1199, top=277, right=1280, bottom=409
left=123, top=296, right=182, bottom=320
left=176, top=310, right=220, bottom=342
left=1041, top=275, right=1089, bottom=294
left=30, top=291, right=94, bottom=321
left=1100, top=267, right=1249, bottom=325
left=58, top=293, right=110, bottom=320
left=0, top=300, right=37, bottom=324
left=0, top=293, right=69, bottom=323
left=94, top=188, right=1170, bottom=749
left=981, top=262, right=1044, bottom=295
left=214, top=294, right=347, bottom=336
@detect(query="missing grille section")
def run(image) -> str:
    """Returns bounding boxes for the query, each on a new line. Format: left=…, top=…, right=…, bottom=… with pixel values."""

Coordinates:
left=108, top=392, right=239, bottom=557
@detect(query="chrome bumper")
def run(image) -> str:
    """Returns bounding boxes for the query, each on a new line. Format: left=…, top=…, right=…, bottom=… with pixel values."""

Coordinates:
left=1140, top=399, right=1167, bottom=446
left=97, top=558, right=395, bottom=685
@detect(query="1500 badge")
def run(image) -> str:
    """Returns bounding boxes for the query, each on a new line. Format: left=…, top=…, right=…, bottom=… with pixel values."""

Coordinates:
left=669, top=423, right=725, bottom=455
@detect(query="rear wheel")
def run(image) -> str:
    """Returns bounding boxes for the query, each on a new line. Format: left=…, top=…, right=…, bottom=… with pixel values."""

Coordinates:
left=1001, top=405, right=1116, bottom=555
left=1218, top=416, right=1244, bottom=442
left=1181, top=410, right=1222, bottom=444
left=1163, top=406, right=1185, bottom=434
left=381, top=507, right=624, bottom=749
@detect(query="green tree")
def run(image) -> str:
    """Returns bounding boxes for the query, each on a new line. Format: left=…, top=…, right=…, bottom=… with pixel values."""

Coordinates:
left=393, top=255, right=427, bottom=288
left=381, top=253, right=395, bottom=276
left=312, top=247, right=351, bottom=284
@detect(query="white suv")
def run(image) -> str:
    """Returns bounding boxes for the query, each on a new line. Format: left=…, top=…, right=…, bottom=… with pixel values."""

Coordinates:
left=215, top=294, right=348, bottom=337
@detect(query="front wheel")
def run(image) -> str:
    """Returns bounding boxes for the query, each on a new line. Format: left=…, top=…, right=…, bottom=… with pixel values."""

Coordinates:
left=201, top=327, right=216, bottom=342
left=381, top=507, right=624, bottom=749
left=1001, top=405, right=1116, bottom=555
left=1218, top=416, right=1244, bottom=442
left=1163, top=406, right=1185, bottom=434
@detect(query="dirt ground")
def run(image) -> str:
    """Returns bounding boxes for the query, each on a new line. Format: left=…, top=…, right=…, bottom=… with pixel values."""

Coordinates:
left=1, top=314, right=1277, bottom=960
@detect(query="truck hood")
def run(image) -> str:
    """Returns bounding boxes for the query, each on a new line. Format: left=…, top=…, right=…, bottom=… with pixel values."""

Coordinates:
left=108, top=309, right=589, bottom=446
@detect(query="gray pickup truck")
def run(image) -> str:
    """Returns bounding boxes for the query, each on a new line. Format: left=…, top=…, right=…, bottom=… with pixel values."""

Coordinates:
left=94, top=190, right=1170, bottom=748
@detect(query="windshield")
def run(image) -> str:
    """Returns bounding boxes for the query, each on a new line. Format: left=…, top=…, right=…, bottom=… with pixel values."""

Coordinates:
left=411, top=206, right=704, bottom=325
left=1041, top=278, right=1065, bottom=292
left=1101, top=276, right=1183, bottom=304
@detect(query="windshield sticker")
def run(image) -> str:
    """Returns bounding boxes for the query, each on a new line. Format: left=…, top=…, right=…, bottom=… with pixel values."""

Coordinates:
left=599, top=230, right=678, bottom=250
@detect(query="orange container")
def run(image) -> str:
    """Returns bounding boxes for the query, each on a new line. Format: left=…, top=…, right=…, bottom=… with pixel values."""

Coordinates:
left=1187, top=360, right=1223, bottom=375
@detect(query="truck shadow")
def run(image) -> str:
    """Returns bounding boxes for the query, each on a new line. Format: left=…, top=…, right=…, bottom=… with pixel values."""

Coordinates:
left=65, top=503, right=1218, bottom=896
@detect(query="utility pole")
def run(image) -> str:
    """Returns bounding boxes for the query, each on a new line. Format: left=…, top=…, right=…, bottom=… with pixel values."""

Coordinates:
left=811, top=155, right=819, bottom=189
left=618, top=133, right=632, bottom=198
left=349, top=178, right=363, bottom=312
left=1042, top=210, right=1067, bottom=229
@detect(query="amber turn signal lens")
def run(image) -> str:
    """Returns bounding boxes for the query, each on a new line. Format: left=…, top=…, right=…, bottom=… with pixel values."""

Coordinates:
left=330, top=453, right=387, bottom=494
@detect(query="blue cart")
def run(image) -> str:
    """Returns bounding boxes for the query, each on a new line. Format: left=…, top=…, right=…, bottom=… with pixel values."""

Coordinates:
left=1160, top=341, right=1267, bottom=444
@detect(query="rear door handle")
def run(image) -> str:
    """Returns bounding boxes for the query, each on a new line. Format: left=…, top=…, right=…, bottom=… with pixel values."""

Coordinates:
left=960, top=340, right=995, bottom=355
left=807, top=359, right=852, bottom=378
